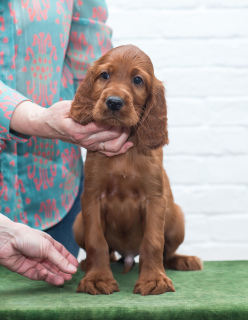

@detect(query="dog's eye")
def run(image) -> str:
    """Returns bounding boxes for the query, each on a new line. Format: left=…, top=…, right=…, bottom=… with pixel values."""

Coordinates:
left=101, top=72, right=110, bottom=80
left=133, top=76, right=143, bottom=85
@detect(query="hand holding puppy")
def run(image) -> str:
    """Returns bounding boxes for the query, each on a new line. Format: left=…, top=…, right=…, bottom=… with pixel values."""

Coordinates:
left=10, top=100, right=133, bottom=157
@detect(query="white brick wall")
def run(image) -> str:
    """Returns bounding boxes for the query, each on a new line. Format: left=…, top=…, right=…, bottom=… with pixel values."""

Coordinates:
left=78, top=1, right=248, bottom=262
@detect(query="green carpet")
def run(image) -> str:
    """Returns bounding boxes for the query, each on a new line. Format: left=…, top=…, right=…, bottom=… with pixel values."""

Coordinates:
left=0, top=261, right=247, bottom=320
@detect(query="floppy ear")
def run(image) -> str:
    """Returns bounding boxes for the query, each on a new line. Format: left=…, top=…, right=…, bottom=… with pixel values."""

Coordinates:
left=69, top=66, right=94, bottom=125
left=136, top=78, right=168, bottom=149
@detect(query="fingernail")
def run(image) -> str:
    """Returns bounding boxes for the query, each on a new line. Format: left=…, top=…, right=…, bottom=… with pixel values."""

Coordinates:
left=68, top=264, right=77, bottom=272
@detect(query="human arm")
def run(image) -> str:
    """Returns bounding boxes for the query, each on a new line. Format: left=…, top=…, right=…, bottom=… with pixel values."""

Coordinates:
left=1, top=80, right=132, bottom=156
left=9, top=99, right=133, bottom=156
left=0, top=213, right=79, bottom=285
left=0, top=80, right=31, bottom=143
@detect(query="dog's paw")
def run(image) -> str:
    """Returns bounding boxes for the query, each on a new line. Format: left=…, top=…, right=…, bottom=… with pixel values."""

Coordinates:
left=166, top=255, right=203, bottom=271
left=77, top=274, right=120, bottom=295
left=133, top=274, right=175, bottom=295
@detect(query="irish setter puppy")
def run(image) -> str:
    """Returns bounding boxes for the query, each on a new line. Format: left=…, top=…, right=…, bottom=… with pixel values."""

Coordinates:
left=69, top=45, right=202, bottom=296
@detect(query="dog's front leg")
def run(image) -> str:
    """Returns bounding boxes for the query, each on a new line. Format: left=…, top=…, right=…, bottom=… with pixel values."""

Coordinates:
left=134, top=198, right=175, bottom=295
left=77, top=195, right=119, bottom=295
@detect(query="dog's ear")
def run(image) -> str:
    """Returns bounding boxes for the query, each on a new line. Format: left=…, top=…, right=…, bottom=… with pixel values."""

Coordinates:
left=69, top=66, right=94, bottom=125
left=136, top=78, right=168, bottom=149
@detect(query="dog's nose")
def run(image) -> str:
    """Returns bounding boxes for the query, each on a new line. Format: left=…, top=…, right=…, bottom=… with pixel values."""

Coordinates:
left=106, top=96, right=124, bottom=111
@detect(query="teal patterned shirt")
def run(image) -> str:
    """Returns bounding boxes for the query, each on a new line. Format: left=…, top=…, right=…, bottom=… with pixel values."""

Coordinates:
left=0, top=0, right=112, bottom=230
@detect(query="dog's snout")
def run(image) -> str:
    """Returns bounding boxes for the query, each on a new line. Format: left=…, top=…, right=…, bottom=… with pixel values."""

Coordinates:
left=106, top=96, right=124, bottom=111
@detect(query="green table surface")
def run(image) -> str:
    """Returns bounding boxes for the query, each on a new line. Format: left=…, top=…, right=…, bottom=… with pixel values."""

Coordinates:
left=0, top=261, right=247, bottom=320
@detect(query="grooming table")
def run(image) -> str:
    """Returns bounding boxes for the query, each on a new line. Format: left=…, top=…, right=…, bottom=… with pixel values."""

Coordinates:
left=0, top=261, right=247, bottom=320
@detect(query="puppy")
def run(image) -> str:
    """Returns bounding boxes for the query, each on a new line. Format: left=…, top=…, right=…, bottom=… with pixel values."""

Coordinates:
left=69, top=45, right=202, bottom=296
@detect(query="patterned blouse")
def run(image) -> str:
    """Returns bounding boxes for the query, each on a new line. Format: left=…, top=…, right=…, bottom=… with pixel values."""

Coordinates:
left=0, top=0, right=112, bottom=230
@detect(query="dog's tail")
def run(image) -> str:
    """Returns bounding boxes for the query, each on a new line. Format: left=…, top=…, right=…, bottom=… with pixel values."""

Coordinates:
left=122, top=255, right=135, bottom=274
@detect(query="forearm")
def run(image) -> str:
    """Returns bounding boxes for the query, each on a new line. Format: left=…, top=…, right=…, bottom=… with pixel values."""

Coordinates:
left=9, top=100, right=74, bottom=141
left=9, top=101, right=49, bottom=138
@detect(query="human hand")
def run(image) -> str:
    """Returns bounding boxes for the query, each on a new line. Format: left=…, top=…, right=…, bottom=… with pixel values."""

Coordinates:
left=0, top=214, right=79, bottom=286
left=44, top=100, right=133, bottom=156
left=10, top=100, right=133, bottom=157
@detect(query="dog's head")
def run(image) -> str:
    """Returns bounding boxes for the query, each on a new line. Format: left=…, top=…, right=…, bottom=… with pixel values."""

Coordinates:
left=70, top=45, right=168, bottom=149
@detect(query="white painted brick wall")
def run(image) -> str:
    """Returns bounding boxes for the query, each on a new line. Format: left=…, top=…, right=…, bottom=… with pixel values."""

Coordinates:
left=78, top=1, right=248, bottom=263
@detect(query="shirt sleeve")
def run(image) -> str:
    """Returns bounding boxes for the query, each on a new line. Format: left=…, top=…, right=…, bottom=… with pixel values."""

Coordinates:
left=67, top=0, right=113, bottom=92
left=0, top=80, right=31, bottom=143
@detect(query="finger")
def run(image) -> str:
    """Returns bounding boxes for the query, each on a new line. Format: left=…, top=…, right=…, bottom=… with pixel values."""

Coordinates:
left=73, top=121, right=111, bottom=135
left=98, top=127, right=131, bottom=154
left=82, top=126, right=123, bottom=148
left=35, top=265, right=66, bottom=286
left=62, top=120, right=116, bottom=146
left=41, top=270, right=66, bottom=286
left=100, top=142, right=133, bottom=157
left=41, top=232, right=79, bottom=268
left=78, top=126, right=126, bottom=151
left=41, top=239, right=78, bottom=274
left=41, top=259, right=73, bottom=281
left=17, top=258, right=66, bottom=285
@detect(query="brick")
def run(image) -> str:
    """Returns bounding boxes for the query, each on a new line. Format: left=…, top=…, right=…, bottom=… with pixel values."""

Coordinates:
left=171, top=186, right=248, bottom=214
left=165, top=155, right=248, bottom=185
left=163, top=156, right=206, bottom=184
left=206, top=156, right=248, bottom=184
left=165, top=127, right=248, bottom=155
left=107, top=9, right=248, bottom=39
left=157, top=68, right=248, bottom=97
left=106, top=0, right=200, bottom=9
left=178, top=243, right=248, bottom=260
left=183, top=214, right=210, bottom=244
left=209, top=214, right=248, bottom=242
left=113, top=39, right=248, bottom=68
left=205, top=0, right=248, bottom=8
left=167, top=98, right=206, bottom=126
left=206, top=98, right=248, bottom=126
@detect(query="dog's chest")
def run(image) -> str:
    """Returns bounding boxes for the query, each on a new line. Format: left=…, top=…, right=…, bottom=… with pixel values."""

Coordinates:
left=99, top=171, right=146, bottom=256
left=100, top=171, right=144, bottom=201
left=99, top=169, right=147, bottom=230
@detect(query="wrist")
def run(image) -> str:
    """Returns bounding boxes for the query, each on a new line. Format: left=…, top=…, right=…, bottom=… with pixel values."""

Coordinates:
left=0, top=213, right=15, bottom=227
left=0, top=214, right=17, bottom=251
left=0, top=214, right=26, bottom=251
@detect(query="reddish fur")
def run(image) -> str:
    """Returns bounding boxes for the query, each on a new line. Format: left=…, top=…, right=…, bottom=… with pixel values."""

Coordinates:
left=70, top=45, right=203, bottom=296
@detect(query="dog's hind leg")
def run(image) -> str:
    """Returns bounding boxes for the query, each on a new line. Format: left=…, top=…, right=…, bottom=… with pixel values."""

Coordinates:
left=73, top=211, right=87, bottom=270
left=73, top=211, right=85, bottom=249
left=164, top=204, right=203, bottom=271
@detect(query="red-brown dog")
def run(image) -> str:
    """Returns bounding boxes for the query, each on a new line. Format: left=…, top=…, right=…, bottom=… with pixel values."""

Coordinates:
left=69, top=45, right=202, bottom=296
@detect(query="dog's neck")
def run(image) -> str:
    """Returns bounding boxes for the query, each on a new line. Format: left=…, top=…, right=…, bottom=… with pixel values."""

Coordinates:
left=128, top=131, right=138, bottom=146
left=126, top=132, right=156, bottom=158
